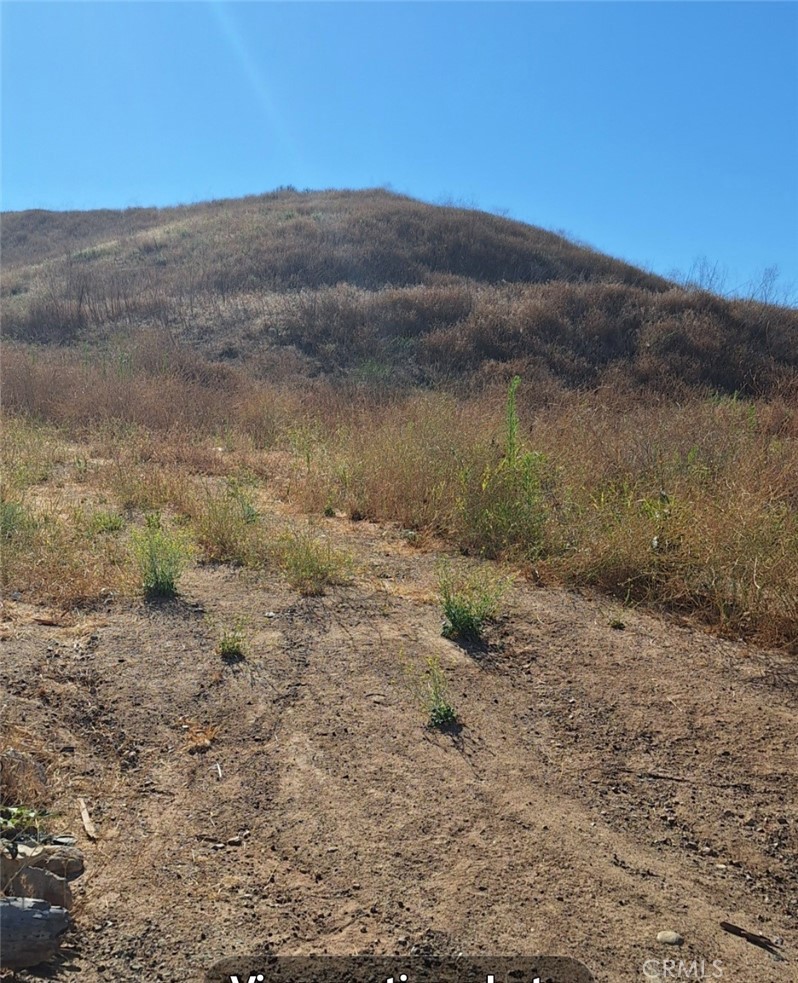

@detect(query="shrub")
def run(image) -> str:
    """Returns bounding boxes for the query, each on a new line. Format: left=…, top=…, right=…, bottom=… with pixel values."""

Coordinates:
left=192, top=480, right=260, bottom=565
left=273, top=529, right=350, bottom=596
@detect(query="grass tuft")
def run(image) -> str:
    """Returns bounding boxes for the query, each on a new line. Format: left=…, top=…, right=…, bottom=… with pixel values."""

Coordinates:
left=131, top=513, right=190, bottom=599
left=273, top=529, right=350, bottom=596
left=215, top=619, right=247, bottom=661
left=403, top=654, right=459, bottom=730
left=438, top=560, right=510, bottom=641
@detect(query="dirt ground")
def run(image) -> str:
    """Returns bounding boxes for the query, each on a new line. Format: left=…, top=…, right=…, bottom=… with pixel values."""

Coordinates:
left=2, top=512, right=797, bottom=982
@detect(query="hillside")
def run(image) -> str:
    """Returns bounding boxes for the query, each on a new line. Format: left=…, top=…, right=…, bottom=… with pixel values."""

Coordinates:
left=2, top=191, right=798, bottom=980
left=3, top=188, right=796, bottom=395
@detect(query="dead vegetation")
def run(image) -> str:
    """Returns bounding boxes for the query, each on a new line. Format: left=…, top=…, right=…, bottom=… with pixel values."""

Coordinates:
left=2, top=335, right=797, bottom=650
left=2, top=188, right=798, bottom=981
left=1, top=189, right=797, bottom=648
left=2, top=188, right=796, bottom=395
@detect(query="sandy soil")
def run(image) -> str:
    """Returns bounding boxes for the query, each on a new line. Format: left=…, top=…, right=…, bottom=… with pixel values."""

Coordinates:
left=2, top=514, right=796, bottom=982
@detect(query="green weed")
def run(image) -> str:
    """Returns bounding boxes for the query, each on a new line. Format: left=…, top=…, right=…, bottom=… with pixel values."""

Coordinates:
left=86, top=509, right=125, bottom=536
left=0, top=805, right=50, bottom=839
left=131, top=513, right=190, bottom=598
left=274, top=529, right=349, bottom=596
left=438, top=559, right=509, bottom=641
left=456, top=376, right=548, bottom=559
left=215, top=618, right=247, bottom=661
left=193, top=482, right=260, bottom=565
left=404, top=655, right=459, bottom=729
left=1, top=499, right=33, bottom=541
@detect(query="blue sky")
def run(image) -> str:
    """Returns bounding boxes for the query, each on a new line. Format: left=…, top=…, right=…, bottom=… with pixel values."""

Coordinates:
left=2, top=2, right=797, bottom=298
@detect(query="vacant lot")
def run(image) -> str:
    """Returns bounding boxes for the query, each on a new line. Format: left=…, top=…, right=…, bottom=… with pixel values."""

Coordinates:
left=2, top=191, right=797, bottom=980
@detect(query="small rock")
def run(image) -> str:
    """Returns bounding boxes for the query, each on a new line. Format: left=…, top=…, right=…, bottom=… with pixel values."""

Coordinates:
left=226, top=836, right=242, bottom=847
left=657, top=930, right=684, bottom=946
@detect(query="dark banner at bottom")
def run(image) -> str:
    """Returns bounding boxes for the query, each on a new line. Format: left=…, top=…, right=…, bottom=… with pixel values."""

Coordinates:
left=206, top=955, right=595, bottom=983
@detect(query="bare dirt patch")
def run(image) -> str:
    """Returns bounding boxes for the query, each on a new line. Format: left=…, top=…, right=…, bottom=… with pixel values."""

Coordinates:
left=2, top=518, right=796, bottom=982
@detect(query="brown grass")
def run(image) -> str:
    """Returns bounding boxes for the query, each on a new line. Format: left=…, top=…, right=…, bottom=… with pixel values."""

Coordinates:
left=4, top=342, right=795, bottom=648
left=0, top=731, right=52, bottom=811
left=4, top=189, right=795, bottom=396
left=2, top=190, right=797, bottom=646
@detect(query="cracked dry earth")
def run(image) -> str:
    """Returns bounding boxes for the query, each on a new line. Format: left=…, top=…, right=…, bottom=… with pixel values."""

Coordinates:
left=2, top=515, right=797, bottom=983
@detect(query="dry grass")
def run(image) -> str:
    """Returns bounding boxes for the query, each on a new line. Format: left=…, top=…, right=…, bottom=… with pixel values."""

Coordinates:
left=2, top=189, right=797, bottom=646
left=4, top=189, right=795, bottom=395
left=270, top=528, right=351, bottom=596
left=1, top=499, right=133, bottom=608
left=3, top=345, right=797, bottom=646
left=0, top=731, right=52, bottom=811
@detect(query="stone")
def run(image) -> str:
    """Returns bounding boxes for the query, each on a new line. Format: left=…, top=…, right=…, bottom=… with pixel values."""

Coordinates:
left=657, top=930, right=684, bottom=946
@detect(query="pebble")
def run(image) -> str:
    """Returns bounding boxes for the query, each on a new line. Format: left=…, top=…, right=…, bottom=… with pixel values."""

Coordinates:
left=657, top=930, right=684, bottom=946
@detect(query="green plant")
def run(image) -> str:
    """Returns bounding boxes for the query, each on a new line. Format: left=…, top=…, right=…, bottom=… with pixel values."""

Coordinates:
left=215, top=618, right=247, bottom=661
left=73, top=455, right=91, bottom=481
left=404, top=655, right=458, bottom=729
left=273, top=529, right=350, bottom=596
left=225, top=477, right=259, bottom=524
left=193, top=483, right=260, bottom=565
left=0, top=805, right=49, bottom=839
left=456, top=376, right=548, bottom=559
left=1, top=499, right=32, bottom=540
left=131, top=513, right=189, bottom=598
left=437, top=559, right=509, bottom=640
left=87, top=509, right=125, bottom=535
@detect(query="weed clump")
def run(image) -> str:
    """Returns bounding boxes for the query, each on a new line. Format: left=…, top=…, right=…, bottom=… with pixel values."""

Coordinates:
left=455, top=376, right=548, bottom=559
left=215, top=618, right=247, bottom=661
left=1, top=498, right=33, bottom=541
left=404, top=654, right=459, bottom=730
left=86, top=510, right=125, bottom=536
left=131, top=513, right=190, bottom=598
left=273, top=529, right=350, bottom=596
left=192, top=479, right=260, bottom=565
left=438, top=560, right=509, bottom=641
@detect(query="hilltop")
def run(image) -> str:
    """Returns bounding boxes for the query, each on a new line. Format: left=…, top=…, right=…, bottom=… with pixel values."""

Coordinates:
left=3, top=188, right=796, bottom=395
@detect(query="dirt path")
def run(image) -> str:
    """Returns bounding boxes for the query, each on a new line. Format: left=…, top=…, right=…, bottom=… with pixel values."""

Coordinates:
left=2, top=517, right=796, bottom=982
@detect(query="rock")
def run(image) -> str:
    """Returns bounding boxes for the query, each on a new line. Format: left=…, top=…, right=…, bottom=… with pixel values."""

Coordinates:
left=657, top=930, right=684, bottom=946
left=0, top=898, right=70, bottom=968
left=12, top=843, right=85, bottom=880
left=3, top=866, right=73, bottom=909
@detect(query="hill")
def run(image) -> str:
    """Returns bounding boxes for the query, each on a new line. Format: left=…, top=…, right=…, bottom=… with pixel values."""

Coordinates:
left=3, top=188, right=796, bottom=395
left=2, top=191, right=797, bottom=980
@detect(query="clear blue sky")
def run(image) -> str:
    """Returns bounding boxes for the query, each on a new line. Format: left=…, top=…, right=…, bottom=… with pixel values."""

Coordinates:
left=2, top=2, right=797, bottom=298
